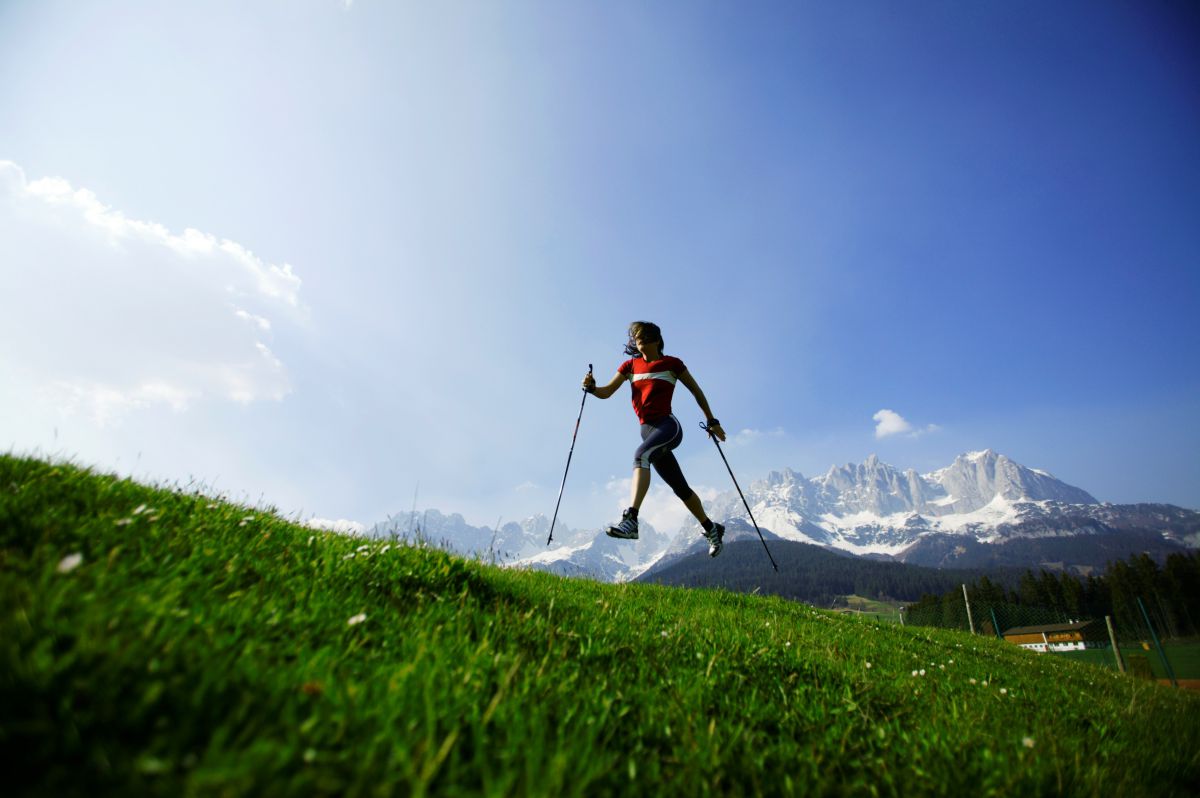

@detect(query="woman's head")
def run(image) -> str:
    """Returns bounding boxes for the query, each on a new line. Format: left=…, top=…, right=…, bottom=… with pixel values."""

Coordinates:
left=625, top=321, right=664, bottom=358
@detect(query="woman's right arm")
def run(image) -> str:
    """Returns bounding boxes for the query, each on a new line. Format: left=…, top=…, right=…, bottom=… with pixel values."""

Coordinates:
left=583, top=371, right=626, bottom=399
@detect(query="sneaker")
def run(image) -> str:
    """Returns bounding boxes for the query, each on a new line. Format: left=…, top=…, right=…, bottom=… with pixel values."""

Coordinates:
left=606, top=508, right=639, bottom=540
left=703, top=522, right=725, bottom=557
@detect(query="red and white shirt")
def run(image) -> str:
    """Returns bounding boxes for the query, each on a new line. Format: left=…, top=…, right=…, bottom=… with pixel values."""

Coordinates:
left=618, top=355, right=687, bottom=424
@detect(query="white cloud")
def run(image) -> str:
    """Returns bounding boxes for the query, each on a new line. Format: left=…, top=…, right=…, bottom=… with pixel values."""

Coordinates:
left=0, top=161, right=305, bottom=424
left=514, top=481, right=539, bottom=492
left=873, top=409, right=913, bottom=438
left=873, top=409, right=939, bottom=439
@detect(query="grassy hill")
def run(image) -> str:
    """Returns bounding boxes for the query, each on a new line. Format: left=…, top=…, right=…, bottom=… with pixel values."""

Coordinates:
left=3, top=454, right=1198, bottom=796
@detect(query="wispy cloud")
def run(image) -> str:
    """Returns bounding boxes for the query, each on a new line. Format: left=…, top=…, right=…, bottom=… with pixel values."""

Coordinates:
left=514, top=481, right=539, bottom=492
left=728, top=426, right=786, bottom=448
left=873, top=409, right=939, bottom=439
left=0, top=161, right=306, bottom=424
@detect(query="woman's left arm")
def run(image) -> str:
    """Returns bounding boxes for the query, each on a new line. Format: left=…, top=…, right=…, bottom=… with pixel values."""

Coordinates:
left=678, top=370, right=726, bottom=442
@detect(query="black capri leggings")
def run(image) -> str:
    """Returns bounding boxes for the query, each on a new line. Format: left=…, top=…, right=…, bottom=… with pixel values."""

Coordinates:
left=632, top=414, right=694, bottom=501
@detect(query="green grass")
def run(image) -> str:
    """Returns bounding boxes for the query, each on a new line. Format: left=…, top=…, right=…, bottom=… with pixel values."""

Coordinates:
left=832, top=595, right=905, bottom=623
left=2, top=454, right=1199, bottom=796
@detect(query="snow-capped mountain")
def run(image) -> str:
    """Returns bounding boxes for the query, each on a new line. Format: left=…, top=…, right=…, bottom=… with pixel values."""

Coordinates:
left=515, top=517, right=673, bottom=582
left=690, top=449, right=1196, bottom=570
left=366, top=509, right=671, bottom=582
left=366, top=510, right=586, bottom=564
left=367, top=450, right=1198, bottom=581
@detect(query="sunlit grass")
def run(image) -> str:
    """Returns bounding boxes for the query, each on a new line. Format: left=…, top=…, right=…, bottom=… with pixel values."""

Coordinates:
left=2, top=453, right=1198, bottom=796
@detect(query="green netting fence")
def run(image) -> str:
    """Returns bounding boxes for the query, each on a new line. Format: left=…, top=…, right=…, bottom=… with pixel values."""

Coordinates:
left=904, top=590, right=1197, bottom=686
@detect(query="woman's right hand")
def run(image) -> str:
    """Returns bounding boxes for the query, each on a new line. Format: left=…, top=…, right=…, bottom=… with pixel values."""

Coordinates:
left=582, top=372, right=596, bottom=393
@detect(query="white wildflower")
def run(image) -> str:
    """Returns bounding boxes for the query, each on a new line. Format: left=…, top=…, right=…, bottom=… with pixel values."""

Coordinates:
left=1000, top=687, right=1008, bottom=695
left=343, top=552, right=356, bottom=560
left=1022, top=736, right=1035, bottom=748
left=865, top=662, right=872, bottom=669
left=115, top=518, right=132, bottom=527
left=357, top=545, right=370, bottom=552
left=380, top=544, right=391, bottom=553
left=912, top=670, right=919, bottom=677
left=57, top=553, right=83, bottom=573
left=660, top=630, right=669, bottom=638
left=133, top=504, right=148, bottom=515
left=970, top=678, right=978, bottom=685
left=308, top=536, right=315, bottom=545
left=347, top=613, right=367, bottom=626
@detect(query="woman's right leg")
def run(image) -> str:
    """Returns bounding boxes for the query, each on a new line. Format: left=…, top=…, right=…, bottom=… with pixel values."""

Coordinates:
left=630, top=466, right=652, bottom=510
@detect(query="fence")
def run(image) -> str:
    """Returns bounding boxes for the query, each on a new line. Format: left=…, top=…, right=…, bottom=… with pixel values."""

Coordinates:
left=904, top=586, right=1196, bottom=688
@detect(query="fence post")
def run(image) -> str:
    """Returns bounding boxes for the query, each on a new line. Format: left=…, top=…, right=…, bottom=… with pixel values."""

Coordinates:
left=990, top=608, right=1003, bottom=640
left=1105, top=615, right=1125, bottom=673
left=1137, top=597, right=1178, bottom=688
left=962, top=584, right=976, bottom=635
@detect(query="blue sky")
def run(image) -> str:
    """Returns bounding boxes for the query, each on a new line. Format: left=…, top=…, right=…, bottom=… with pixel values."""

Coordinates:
left=2, top=1, right=1198, bottom=536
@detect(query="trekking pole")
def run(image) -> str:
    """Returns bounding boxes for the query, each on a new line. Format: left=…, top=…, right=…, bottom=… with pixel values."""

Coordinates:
left=548, top=364, right=592, bottom=545
left=700, top=422, right=779, bottom=572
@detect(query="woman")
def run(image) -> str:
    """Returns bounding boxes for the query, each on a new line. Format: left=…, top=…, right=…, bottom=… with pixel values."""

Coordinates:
left=582, top=321, right=727, bottom=557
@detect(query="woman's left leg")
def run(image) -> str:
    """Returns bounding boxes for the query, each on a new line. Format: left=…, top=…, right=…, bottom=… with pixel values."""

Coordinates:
left=653, top=451, right=726, bottom=557
left=652, top=452, right=709, bottom=524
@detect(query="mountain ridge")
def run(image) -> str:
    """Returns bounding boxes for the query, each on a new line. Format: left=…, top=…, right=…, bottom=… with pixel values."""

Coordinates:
left=364, top=450, right=1199, bottom=582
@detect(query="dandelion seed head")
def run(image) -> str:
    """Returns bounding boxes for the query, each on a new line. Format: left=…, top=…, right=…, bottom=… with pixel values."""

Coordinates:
left=1000, top=687, right=1008, bottom=695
